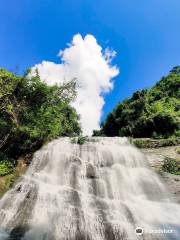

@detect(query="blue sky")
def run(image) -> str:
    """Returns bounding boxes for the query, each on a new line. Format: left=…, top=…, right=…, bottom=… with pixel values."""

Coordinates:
left=0, top=0, right=180, bottom=120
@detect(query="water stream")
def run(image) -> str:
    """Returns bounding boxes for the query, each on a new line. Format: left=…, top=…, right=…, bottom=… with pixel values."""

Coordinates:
left=0, top=137, right=179, bottom=240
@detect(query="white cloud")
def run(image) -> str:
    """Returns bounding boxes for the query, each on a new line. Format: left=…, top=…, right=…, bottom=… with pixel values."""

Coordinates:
left=31, top=34, right=119, bottom=135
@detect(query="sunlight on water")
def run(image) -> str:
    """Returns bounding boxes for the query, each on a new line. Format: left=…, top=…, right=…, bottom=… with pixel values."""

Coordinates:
left=0, top=137, right=179, bottom=240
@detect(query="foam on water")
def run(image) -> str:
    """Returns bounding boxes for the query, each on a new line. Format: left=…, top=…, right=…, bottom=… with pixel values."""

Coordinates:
left=0, top=137, right=179, bottom=240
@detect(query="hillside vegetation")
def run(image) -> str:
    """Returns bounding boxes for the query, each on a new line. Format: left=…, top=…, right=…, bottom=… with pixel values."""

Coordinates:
left=0, top=68, right=81, bottom=177
left=94, top=66, right=180, bottom=138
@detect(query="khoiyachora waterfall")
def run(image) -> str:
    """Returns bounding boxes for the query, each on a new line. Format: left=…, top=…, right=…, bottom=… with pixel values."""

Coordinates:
left=0, top=137, right=179, bottom=240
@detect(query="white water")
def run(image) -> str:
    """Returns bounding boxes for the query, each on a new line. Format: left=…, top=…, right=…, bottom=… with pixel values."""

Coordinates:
left=0, top=137, right=179, bottom=240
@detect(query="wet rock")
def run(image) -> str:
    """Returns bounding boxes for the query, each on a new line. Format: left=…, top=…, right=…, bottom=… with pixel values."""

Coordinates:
left=9, top=225, right=29, bottom=240
left=86, top=164, right=98, bottom=179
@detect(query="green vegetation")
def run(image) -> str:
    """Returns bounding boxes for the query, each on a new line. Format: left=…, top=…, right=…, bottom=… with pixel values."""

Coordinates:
left=162, top=157, right=180, bottom=175
left=94, top=66, right=180, bottom=139
left=0, top=173, right=18, bottom=197
left=71, top=136, right=88, bottom=145
left=176, top=148, right=180, bottom=154
left=0, top=68, right=81, bottom=176
left=130, top=137, right=180, bottom=148
left=77, top=136, right=87, bottom=145
left=0, top=162, right=13, bottom=176
left=0, top=158, right=27, bottom=197
left=0, top=153, right=14, bottom=176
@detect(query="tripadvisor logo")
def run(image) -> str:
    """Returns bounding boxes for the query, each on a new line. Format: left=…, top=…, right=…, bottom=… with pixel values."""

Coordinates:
left=135, top=226, right=174, bottom=235
left=135, top=227, right=143, bottom=235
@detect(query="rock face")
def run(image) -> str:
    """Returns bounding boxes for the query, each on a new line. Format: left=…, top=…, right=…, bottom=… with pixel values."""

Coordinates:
left=142, top=145, right=180, bottom=202
left=0, top=138, right=180, bottom=240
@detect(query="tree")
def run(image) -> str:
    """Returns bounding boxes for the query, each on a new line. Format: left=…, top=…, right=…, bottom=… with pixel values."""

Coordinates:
left=170, top=66, right=180, bottom=75
left=96, top=66, right=180, bottom=138
left=0, top=68, right=81, bottom=168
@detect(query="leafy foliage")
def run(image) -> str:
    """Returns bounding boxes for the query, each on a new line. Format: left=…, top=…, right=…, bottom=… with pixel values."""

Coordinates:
left=0, top=68, right=81, bottom=175
left=162, top=157, right=180, bottom=175
left=95, top=67, right=180, bottom=138
left=176, top=148, right=180, bottom=154
left=77, top=136, right=88, bottom=145
left=71, top=136, right=88, bottom=145
left=0, top=153, right=14, bottom=176
left=130, top=137, right=180, bottom=148
left=0, top=162, right=13, bottom=176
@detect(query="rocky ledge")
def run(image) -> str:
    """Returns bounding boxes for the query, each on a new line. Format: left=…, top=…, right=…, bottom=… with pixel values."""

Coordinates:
left=142, top=145, right=180, bottom=203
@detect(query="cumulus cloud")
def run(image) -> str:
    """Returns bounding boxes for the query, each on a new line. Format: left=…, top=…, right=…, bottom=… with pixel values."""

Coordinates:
left=31, top=34, right=119, bottom=135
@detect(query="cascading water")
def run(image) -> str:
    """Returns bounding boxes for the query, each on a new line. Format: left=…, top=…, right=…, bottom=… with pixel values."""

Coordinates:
left=0, top=137, right=179, bottom=240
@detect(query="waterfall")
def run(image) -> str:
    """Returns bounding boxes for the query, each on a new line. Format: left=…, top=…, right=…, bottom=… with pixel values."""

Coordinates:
left=0, top=137, right=179, bottom=240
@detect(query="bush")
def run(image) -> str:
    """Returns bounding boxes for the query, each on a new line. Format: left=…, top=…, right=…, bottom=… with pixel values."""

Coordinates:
left=0, top=153, right=14, bottom=176
left=77, top=136, right=87, bottom=145
left=0, top=162, right=13, bottom=176
left=131, top=137, right=180, bottom=148
left=71, top=136, right=88, bottom=145
left=162, top=157, right=180, bottom=175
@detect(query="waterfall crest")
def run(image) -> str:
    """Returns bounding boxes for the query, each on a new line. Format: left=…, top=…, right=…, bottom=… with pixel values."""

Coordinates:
left=0, top=137, right=179, bottom=240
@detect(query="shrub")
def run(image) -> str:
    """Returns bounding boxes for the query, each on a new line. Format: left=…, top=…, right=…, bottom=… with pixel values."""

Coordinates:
left=71, top=136, right=88, bottom=145
left=0, top=153, right=14, bottom=176
left=0, top=162, right=13, bottom=176
left=162, top=157, right=180, bottom=175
